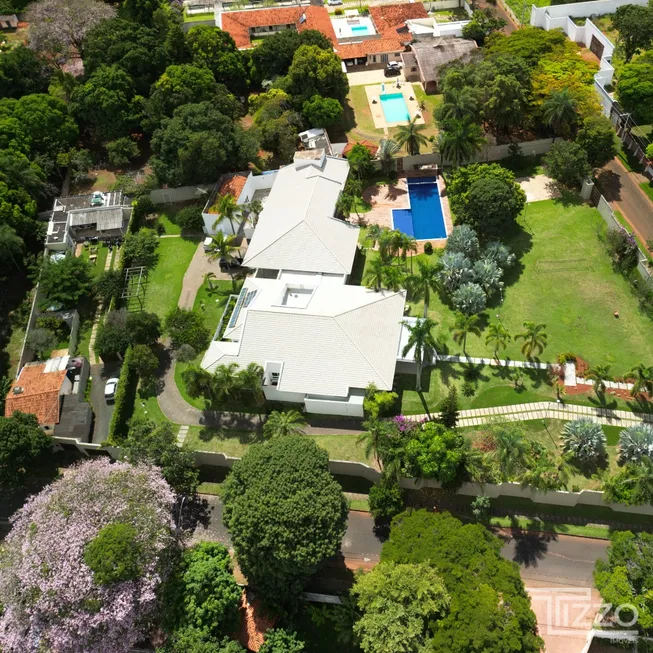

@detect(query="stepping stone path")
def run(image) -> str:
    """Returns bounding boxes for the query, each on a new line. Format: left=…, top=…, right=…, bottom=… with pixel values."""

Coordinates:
left=177, top=424, right=189, bottom=446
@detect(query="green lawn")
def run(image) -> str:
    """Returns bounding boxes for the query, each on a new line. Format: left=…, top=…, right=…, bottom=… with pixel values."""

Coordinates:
left=152, top=202, right=205, bottom=236
left=502, top=0, right=545, bottom=23
left=79, top=243, right=110, bottom=278
left=143, top=237, right=199, bottom=319
left=183, top=10, right=214, bottom=22
left=185, top=428, right=372, bottom=463
left=374, top=199, right=653, bottom=375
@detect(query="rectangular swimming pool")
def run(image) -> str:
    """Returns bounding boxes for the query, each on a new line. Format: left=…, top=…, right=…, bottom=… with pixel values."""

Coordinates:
left=392, top=177, right=448, bottom=240
left=380, top=93, right=410, bottom=124
left=351, top=25, right=369, bottom=33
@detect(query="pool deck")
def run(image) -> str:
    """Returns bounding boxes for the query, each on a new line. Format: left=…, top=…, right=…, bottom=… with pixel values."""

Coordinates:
left=357, top=172, right=453, bottom=252
left=365, top=82, right=426, bottom=131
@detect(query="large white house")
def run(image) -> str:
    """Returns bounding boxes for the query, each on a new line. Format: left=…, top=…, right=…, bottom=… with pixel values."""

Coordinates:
left=200, top=150, right=408, bottom=417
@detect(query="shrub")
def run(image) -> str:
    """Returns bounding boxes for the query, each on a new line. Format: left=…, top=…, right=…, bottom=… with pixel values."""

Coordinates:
left=445, top=224, right=480, bottom=259
left=461, top=379, right=476, bottom=397
left=452, top=282, right=487, bottom=315
left=368, top=475, right=404, bottom=522
left=94, top=269, right=123, bottom=305
left=175, top=206, right=204, bottom=232
left=175, top=344, right=197, bottom=363
left=556, top=352, right=577, bottom=364
left=106, top=137, right=140, bottom=168
left=108, top=346, right=138, bottom=444
left=605, top=227, right=638, bottom=272
left=122, top=228, right=159, bottom=268
left=164, top=308, right=211, bottom=352
left=334, top=7, right=343, bottom=14
left=542, top=140, right=592, bottom=188
left=26, top=328, right=57, bottom=359
left=438, top=385, right=459, bottom=428
left=259, top=630, right=305, bottom=653
left=35, top=316, right=66, bottom=338
left=126, top=311, right=161, bottom=346
left=84, top=523, right=143, bottom=586
left=561, top=419, right=607, bottom=464
left=130, top=344, right=159, bottom=380
left=471, top=495, right=491, bottom=521
left=423, top=241, right=433, bottom=255
left=618, top=424, right=653, bottom=464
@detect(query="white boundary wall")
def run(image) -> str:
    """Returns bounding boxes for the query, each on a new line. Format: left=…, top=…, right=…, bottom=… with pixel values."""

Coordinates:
left=54, top=435, right=653, bottom=517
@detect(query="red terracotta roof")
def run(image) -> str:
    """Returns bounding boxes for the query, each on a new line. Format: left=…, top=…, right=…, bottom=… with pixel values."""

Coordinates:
left=218, top=173, right=248, bottom=199
left=4, top=363, right=66, bottom=425
left=235, top=590, right=278, bottom=652
left=335, top=37, right=403, bottom=60
left=221, top=6, right=336, bottom=49
left=369, top=3, right=428, bottom=39
left=343, top=140, right=379, bottom=157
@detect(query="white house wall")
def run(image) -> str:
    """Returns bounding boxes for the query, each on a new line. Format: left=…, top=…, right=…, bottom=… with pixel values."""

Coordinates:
left=304, top=394, right=365, bottom=418
left=262, top=385, right=306, bottom=404
left=531, top=0, right=647, bottom=24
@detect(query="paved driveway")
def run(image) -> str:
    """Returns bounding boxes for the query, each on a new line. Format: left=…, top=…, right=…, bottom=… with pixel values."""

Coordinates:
left=89, top=362, right=122, bottom=444
left=347, top=67, right=405, bottom=87
left=178, top=242, right=231, bottom=310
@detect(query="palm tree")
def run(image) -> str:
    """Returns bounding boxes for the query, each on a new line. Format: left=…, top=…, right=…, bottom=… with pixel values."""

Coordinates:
left=585, top=364, right=612, bottom=396
left=205, top=232, right=240, bottom=291
left=212, top=362, right=242, bottom=405
left=0, top=224, right=24, bottom=273
left=450, top=312, right=482, bottom=354
left=263, top=409, right=307, bottom=439
left=542, top=89, right=578, bottom=139
left=437, top=87, right=478, bottom=122
left=363, top=256, right=388, bottom=292
left=203, top=272, right=217, bottom=291
left=629, top=364, right=653, bottom=398
left=366, top=224, right=384, bottom=250
left=358, top=418, right=390, bottom=468
left=614, top=456, right=653, bottom=505
left=492, top=424, right=531, bottom=480
left=377, top=229, right=396, bottom=262
left=383, top=265, right=405, bottom=291
left=237, top=362, right=264, bottom=407
left=515, top=321, right=547, bottom=359
left=395, top=117, right=428, bottom=156
left=212, top=193, right=240, bottom=235
left=436, top=119, right=486, bottom=167
left=336, top=192, right=355, bottom=219
left=402, top=317, right=438, bottom=391
left=406, top=259, right=440, bottom=317
left=242, top=198, right=264, bottom=228
left=181, top=365, right=213, bottom=399
left=377, top=138, right=400, bottom=174
left=485, top=323, right=511, bottom=360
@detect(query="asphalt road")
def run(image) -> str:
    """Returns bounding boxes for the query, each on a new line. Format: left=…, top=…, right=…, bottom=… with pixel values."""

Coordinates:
left=193, top=497, right=609, bottom=588
left=89, top=362, right=121, bottom=444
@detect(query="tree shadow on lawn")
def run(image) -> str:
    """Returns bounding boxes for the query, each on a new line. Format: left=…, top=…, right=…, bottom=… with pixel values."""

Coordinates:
left=493, top=222, right=533, bottom=292
left=550, top=184, right=583, bottom=206
left=567, top=452, right=610, bottom=481
left=196, top=425, right=262, bottom=444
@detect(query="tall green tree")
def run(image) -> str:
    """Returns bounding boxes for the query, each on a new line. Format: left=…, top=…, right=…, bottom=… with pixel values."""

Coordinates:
left=485, top=323, right=511, bottom=359
left=491, top=423, right=531, bottom=480
left=395, top=117, right=428, bottom=156
left=436, top=87, right=478, bottom=122
left=575, top=115, right=618, bottom=169
left=542, top=88, right=578, bottom=138
left=402, top=318, right=438, bottom=391
left=436, top=119, right=486, bottom=166
left=515, top=321, right=547, bottom=358
left=0, top=224, right=24, bottom=273
left=259, top=630, right=305, bottom=653
left=351, top=562, right=450, bottom=653
left=612, top=4, right=653, bottom=62
left=263, top=410, right=307, bottom=440
left=450, top=312, right=482, bottom=354
left=285, top=45, right=349, bottom=103
left=406, top=259, right=440, bottom=317
left=377, top=138, right=400, bottom=174
left=222, top=436, right=348, bottom=606
left=39, top=254, right=93, bottom=308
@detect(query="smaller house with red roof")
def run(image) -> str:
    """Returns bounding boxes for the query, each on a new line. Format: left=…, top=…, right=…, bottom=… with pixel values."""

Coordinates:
left=234, top=590, right=278, bottom=652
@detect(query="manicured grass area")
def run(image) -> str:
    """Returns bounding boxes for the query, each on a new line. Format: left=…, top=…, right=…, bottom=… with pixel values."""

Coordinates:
left=79, top=244, right=110, bottom=278
left=489, top=515, right=611, bottom=539
left=198, top=482, right=223, bottom=496
left=153, top=202, right=205, bottom=236
left=183, top=10, right=214, bottom=21
left=5, top=324, right=25, bottom=378
left=640, top=181, right=653, bottom=204
left=412, top=84, right=442, bottom=140
left=349, top=497, right=371, bottom=511
left=369, top=199, right=653, bottom=374
left=502, top=0, right=548, bottom=23
left=143, top=237, right=199, bottom=319
left=429, top=7, right=469, bottom=21
left=185, top=427, right=372, bottom=463
left=131, top=384, right=169, bottom=424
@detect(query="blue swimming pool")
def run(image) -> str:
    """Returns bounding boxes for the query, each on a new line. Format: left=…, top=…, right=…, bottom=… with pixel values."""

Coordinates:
left=392, top=177, right=447, bottom=240
left=380, top=93, right=410, bottom=123
left=351, top=25, right=369, bottom=33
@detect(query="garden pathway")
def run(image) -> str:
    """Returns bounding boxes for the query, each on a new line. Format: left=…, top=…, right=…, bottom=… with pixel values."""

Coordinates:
left=177, top=242, right=229, bottom=310
left=407, top=400, right=652, bottom=427
left=437, top=353, right=552, bottom=369
left=88, top=246, right=120, bottom=365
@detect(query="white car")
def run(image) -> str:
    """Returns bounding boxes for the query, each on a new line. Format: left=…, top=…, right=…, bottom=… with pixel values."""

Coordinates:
left=104, top=378, right=119, bottom=401
left=328, top=0, right=343, bottom=6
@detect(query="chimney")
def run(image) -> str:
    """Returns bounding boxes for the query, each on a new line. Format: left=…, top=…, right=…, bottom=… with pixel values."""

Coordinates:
left=12, top=387, right=23, bottom=395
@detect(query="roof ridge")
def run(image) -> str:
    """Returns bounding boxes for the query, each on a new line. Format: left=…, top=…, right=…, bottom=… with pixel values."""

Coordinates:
left=334, top=288, right=405, bottom=318
left=302, top=220, right=350, bottom=274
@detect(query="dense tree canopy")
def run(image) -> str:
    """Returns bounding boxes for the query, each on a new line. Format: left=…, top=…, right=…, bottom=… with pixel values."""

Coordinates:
left=222, top=436, right=348, bottom=606
left=576, top=115, right=618, bottom=169
left=612, top=4, right=653, bottom=62
left=249, top=29, right=333, bottom=82
left=38, top=254, right=93, bottom=308
left=0, top=458, right=176, bottom=653
left=151, top=101, right=257, bottom=186
left=0, top=46, right=51, bottom=100
left=284, top=45, right=349, bottom=104
left=542, top=140, right=592, bottom=188
left=617, top=62, right=653, bottom=124
left=0, top=411, right=53, bottom=487
left=382, top=510, right=543, bottom=653
left=187, top=26, right=249, bottom=96
left=447, top=163, right=526, bottom=239
left=82, top=18, right=168, bottom=95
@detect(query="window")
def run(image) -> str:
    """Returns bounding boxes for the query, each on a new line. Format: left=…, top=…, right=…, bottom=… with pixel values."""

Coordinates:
left=381, top=53, right=388, bottom=63
left=395, top=52, right=400, bottom=56
left=371, top=55, right=376, bottom=63
left=270, top=372, right=280, bottom=386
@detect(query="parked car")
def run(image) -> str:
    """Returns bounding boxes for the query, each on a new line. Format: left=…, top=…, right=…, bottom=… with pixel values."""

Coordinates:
left=327, top=0, right=343, bottom=5
left=203, top=236, right=214, bottom=252
left=384, top=62, right=402, bottom=77
left=220, top=257, right=244, bottom=272
left=104, top=378, right=119, bottom=402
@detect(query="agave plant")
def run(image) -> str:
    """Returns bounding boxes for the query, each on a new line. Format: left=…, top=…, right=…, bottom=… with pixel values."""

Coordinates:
left=561, top=419, right=607, bottom=464
left=618, top=423, right=653, bottom=465
left=437, top=251, right=474, bottom=294
left=445, top=224, right=480, bottom=259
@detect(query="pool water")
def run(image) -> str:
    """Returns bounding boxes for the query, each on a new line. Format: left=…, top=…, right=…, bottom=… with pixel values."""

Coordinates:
left=392, top=177, right=447, bottom=240
left=380, top=93, right=410, bottom=124
left=351, top=25, right=369, bottom=33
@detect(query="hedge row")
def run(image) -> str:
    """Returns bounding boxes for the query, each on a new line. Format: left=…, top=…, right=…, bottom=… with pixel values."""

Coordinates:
left=107, top=346, right=138, bottom=444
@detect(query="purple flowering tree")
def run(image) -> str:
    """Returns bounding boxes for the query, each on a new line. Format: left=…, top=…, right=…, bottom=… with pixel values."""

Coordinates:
left=0, top=458, right=176, bottom=653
